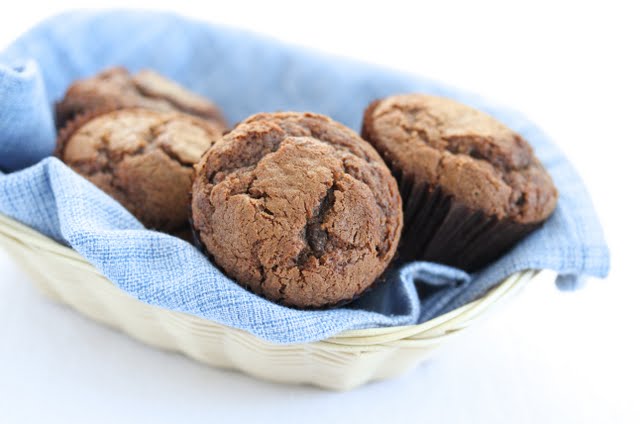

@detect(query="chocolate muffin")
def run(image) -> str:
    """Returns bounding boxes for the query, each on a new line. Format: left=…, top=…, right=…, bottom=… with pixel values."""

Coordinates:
left=55, top=67, right=226, bottom=130
left=191, top=112, right=403, bottom=308
left=57, top=108, right=223, bottom=233
left=362, top=94, right=557, bottom=271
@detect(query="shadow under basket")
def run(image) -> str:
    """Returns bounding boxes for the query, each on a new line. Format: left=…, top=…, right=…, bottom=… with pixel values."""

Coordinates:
left=0, top=213, right=545, bottom=390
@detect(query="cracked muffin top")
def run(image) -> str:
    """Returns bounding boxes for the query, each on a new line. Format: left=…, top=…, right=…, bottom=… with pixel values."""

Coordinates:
left=362, top=94, right=557, bottom=224
left=55, top=67, right=227, bottom=130
left=191, top=112, right=403, bottom=308
left=57, top=108, right=223, bottom=232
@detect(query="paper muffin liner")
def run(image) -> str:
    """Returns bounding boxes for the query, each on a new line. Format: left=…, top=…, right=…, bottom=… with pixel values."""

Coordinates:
left=394, top=166, right=540, bottom=272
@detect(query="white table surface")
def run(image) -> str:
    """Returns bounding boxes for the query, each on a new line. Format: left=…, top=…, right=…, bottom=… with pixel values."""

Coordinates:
left=1, top=2, right=638, bottom=423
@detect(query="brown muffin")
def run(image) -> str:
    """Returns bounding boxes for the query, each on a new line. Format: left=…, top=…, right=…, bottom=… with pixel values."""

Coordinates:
left=57, top=108, right=223, bottom=233
left=55, top=67, right=227, bottom=130
left=191, top=112, right=403, bottom=308
left=362, top=94, right=557, bottom=271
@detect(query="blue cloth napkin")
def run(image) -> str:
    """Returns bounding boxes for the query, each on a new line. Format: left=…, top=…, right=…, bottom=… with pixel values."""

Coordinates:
left=0, top=10, right=609, bottom=343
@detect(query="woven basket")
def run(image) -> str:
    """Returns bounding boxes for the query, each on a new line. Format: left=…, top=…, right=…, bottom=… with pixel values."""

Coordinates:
left=0, top=212, right=541, bottom=390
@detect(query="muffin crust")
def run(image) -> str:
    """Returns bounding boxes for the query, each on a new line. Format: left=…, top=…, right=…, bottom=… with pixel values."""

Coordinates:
left=192, top=112, right=403, bottom=308
left=55, top=67, right=226, bottom=130
left=362, top=94, right=557, bottom=224
left=58, top=108, right=223, bottom=232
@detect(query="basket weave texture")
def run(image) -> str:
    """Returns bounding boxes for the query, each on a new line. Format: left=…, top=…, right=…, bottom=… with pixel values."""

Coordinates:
left=0, top=213, right=538, bottom=390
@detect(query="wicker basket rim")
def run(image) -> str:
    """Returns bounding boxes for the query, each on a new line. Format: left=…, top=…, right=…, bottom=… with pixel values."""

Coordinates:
left=0, top=212, right=537, bottom=346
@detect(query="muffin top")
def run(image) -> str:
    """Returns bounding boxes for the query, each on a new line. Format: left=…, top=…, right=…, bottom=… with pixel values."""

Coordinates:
left=192, top=112, right=403, bottom=308
left=55, top=67, right=227, bottom=130
left=362, top=94, right=557, bottom=224
left=58, top=108, right=223, bottom=231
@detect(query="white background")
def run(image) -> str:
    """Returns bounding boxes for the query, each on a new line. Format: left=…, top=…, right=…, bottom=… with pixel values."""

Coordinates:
left=1, top=1, right=638, bottom=423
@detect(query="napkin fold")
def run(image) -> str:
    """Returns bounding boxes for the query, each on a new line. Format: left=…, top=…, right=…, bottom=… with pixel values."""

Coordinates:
left=0, top=10, right=609, bottom=343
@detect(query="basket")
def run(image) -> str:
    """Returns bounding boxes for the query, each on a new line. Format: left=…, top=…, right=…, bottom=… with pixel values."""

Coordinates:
left=0, top=212, right=542, bottom=390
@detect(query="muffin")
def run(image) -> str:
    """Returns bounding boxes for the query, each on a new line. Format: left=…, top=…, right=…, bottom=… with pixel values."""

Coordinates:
left=191, top=112, right=403, bottom=308
left=57, top=108, right=223, bottom=233
left=361, top=94, right=557, bottom=271
left=55, top=67, right=226, bottom=130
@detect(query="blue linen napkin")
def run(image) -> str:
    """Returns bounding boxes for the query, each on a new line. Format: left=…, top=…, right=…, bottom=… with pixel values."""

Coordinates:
left=0, top=10, right=609, bottom=343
